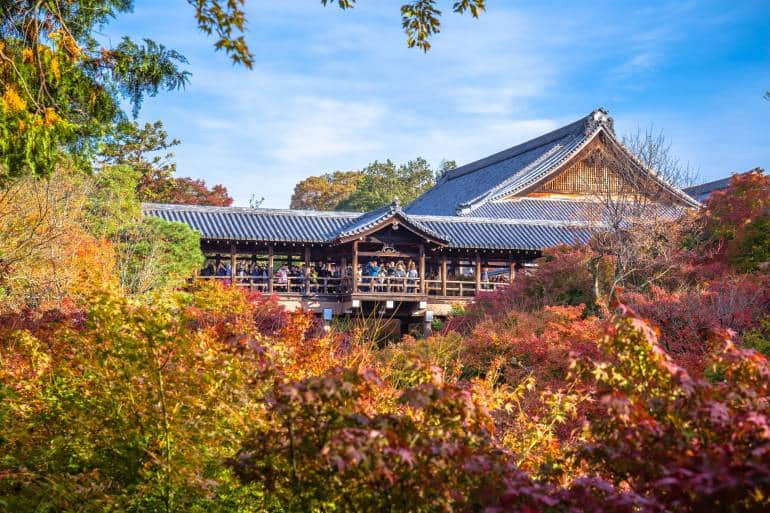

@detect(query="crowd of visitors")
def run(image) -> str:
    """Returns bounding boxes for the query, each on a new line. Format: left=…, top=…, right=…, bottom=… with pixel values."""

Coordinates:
left=199, top=261, right=344, bottom=293
left=199, top=258, right=504, bottom=294
left=358, top=260, right=419, bottom=292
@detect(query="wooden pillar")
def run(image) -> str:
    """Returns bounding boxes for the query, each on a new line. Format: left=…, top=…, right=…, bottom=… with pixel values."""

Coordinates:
left=441, top=254, right=447, bottom=296
left=267, top=245, right=274, bottom=293
left=419, top=244, right=426, bottom=294
left=230, top=244, right=237, bottom=285
left=304, top=246, right=311, bottom=295
left=475, top=252, right=481, bottom=292
left=352, top=240, right=359, bottom=293
left=509, top=259, right=516, bottom=285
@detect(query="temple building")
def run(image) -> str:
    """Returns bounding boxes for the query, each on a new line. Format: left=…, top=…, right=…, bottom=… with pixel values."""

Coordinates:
left=143, top=108, right=700, bottom=327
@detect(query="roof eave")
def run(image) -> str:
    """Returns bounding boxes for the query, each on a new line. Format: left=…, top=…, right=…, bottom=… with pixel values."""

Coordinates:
left=332, top=211, right=449, bottom=246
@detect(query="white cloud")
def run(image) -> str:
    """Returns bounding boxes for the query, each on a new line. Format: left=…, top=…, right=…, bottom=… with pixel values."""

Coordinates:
left=268, top=97, right=387, bottom=164
left=119, top=0, right=766, bottom=208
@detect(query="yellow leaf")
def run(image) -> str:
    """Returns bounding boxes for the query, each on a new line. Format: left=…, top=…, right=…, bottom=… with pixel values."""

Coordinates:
left=2, top=85, right=27, bottom=113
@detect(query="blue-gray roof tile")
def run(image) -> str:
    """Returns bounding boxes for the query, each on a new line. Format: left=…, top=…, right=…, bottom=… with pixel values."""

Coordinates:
left=467, top=198, right=682, bottom=222
left=406, top=108, right=699, bottom=216
left=143, top=204, right=359, bottom=243
left=683, top=177, right=732, bottom=202
left=142, top=203, right=596, bottom=251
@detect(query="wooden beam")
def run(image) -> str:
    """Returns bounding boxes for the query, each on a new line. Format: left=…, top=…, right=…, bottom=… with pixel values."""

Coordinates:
left=230, top=244, right=237, bottom=284
left=509, top=260, right=516, bottom=285
left=304, top=246, right=311, bottom=295
left=352, top=240, right=359, bottom=293
left=475, top=252, right=481, bottom=292
left=358, top=250, right=418, bottom=259
left=267, top=245, right=274, bottom=293
left=441, top=254, right=447, bottom=296
left=419, top=244, right=426, bottom=294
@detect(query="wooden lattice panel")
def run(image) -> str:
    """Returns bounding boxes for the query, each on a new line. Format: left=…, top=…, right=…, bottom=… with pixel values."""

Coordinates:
left=536, top=155, right=639, bottom=196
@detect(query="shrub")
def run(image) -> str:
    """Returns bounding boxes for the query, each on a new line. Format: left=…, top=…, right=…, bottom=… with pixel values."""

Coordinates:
left=694, top=169, right=770, bottom=271
left=622, top=274, right=770, bottom=372
left=573, top=307, right=770, bottom=513
left=446, top=245, right=599, bottom=333
left=0, top=285, right=275, bottom=512
left=458, top=305, right=603, bottom=386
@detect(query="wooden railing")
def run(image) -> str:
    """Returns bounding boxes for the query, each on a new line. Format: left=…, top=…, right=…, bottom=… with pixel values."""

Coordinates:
left=197, top=275, right=347, bottom=295
left=425, top=279, right=507, bottom=297
left=354, top=276, right=422, bottom=294
left=196, top=275, right=508, bottom=298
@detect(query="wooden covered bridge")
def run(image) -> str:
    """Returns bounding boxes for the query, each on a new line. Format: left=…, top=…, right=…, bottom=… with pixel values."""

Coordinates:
left=143, top=108, right=698, bottom=325
left=143, top=200, right=594, bottom=318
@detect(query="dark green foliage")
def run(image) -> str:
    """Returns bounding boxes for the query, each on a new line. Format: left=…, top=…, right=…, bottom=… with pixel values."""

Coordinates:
left=118, top=216, right=204, bottom=294
left=744, top=317, right=770, bottom=356
left=110, top=38, right=190, bottom=117
left=87, top=165, right=204, bottom=293
left=731, top=215, right=770, bottom=272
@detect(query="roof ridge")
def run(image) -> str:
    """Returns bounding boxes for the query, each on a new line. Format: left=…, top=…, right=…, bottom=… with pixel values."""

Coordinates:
left=456, top=128, right=595, bottom=215
left=495, top=197, right=606, bottom=204
left=456, top=140, right=569, bottom=213
left=334, top=206, right=449, bottom=243
left=141, top=202, right=362, bottom=218
left=411, top=213, right=604, bottom=228
left=604, top=135, right=701, bottom=208
left=438, top=108, right=611, bottom=183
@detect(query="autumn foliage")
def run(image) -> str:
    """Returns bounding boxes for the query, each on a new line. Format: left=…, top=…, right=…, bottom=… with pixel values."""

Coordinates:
left=2, top=172, right=770, bottom=512
left=693, top=169, right=770, bottom=272
left=7, top=1, right=768, bottom=510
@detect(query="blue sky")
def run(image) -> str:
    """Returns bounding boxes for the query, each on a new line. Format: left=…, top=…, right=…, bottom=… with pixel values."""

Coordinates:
left=108, top=0, right=770, bottom=208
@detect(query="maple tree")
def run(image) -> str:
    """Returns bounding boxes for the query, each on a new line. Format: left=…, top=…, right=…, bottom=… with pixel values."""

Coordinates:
left=154, top=176, right=234, bottom=206
left=290, top=170, right=363, bottom=210
left=572, top=308, right=770, bottom=513
left=693, top=169, right=770, bottom=272
left=100, top=120, right=234, bottom=206
left=0, top=168, right=116, bottom=311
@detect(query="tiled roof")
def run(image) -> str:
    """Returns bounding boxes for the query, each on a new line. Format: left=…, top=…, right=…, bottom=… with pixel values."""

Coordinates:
left=683, top=177, right=732, bottom=202
left=142, top=203, right=596, bottom=251
left=143, top=203, right=359, bottom=243
left=467, top=198, right=683, bottom=222
left=335, top=205, right=392, bottom=239
left=405, top=108, right=699, bottom=216
left=405, top=116, right=589, bottom=216
left=415, top=216, right=595, bottom=250
left=335, top=201, right=449, bottom=243
left=143, top=108, right=699, bottom=254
